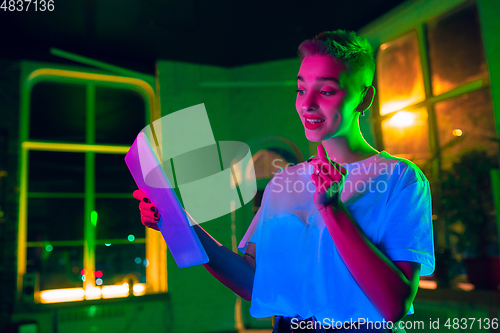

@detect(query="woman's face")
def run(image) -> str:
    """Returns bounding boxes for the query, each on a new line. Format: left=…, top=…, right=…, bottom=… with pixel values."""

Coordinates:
left=296, top=55, right=362, bottom=142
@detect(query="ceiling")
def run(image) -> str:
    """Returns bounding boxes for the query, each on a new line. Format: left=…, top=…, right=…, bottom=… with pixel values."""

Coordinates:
left=1, top=0, right=408, bottom=74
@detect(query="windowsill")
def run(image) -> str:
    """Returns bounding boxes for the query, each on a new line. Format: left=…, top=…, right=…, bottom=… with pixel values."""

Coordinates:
left=416, top=278, right=500, bottom=307
left=14, top=292, right=170, bottom=313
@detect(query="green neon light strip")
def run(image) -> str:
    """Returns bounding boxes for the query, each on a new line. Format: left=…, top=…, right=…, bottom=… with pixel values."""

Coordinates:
left=26, top=238, right=146, bottom=247
left=84, top=84, right=96, bottom=288
left=22, top=141, right=130, bottom=154
left=50, top=48, right=155, bottom=88
left=91, top=211, right=98, bottom=227
left=28, top=193, right=134, bottom=199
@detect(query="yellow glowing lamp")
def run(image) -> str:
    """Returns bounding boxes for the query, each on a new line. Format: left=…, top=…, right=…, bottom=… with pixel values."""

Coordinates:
left=387, top=111, right=416, bottom=128
left=38, top=283, right=148, bottom=303
left=40, top=288, right=85, bottom=303
left=452, top=129, right=463, bottom=136
left=85, top=287, right=102, bottom=300
left=133, top=283, right=146, bottom=296
left=102, top=284, right=129, bottom=299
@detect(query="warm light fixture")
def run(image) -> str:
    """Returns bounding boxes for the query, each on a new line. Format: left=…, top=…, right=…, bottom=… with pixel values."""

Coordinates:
left=85, top=287, right=102, bottom=300
left=452, top=129, right=463, bottom=136
left=387, top=111, right=416, bottom=128
left=102, top=284, right=129, bottom=299
left=418, top=280, right=437, bottom=289
left=38, top=284, right=147, bottom=303
left=40, top=288, right=85, bottom=303
left=133, top=283, right=146, bottom=296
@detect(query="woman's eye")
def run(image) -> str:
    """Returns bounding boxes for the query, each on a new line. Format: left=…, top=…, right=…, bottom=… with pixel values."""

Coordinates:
left=320, top=91, right=335, bottom=96
left=295, top=89, right=305, bottom=95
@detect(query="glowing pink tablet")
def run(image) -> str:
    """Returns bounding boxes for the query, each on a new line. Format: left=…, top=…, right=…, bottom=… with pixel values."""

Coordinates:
left=125, top=132, right=209, bottom=268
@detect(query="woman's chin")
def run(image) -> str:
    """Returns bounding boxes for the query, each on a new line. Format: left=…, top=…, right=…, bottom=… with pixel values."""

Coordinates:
left=305, top=130, right=324, bottom=142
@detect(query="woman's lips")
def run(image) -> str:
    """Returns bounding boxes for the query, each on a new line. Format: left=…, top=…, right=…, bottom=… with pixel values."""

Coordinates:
left=304, top=117, right=325, bottom=130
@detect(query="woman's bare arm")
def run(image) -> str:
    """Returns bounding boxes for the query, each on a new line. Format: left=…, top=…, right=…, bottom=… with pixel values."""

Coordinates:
left=243, top=242, right=256, bottom=270
left=193, top=224, right=255, bottom=301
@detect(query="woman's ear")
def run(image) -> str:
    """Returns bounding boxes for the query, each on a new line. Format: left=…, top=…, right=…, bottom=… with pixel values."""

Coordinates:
left=356, top=85, right=375, bottom=113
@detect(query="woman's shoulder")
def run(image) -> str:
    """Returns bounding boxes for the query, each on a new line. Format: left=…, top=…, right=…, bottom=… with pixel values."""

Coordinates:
left=382, top=152, right=428, bottom=183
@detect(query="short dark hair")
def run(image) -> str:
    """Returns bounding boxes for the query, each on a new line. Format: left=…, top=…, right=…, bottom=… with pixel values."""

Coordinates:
left=297, top=30, right=375, bottom=87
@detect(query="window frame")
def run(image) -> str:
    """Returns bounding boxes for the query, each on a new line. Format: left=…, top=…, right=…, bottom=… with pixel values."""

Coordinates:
left=362, top=0, right=493, bottom=259
left=17, top=62, right=167, bottom=303
left=370, top=1, right=491, bottom=176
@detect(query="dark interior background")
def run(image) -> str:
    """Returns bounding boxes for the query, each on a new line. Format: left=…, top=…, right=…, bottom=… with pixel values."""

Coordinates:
left=1, top=0, right=407, bottom=72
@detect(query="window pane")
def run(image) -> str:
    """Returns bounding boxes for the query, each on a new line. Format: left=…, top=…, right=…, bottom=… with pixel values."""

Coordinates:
left=95, top=153, right=137, bottom=193
left=29, top=151, right=84, bottom=193
left=27, top=245, right=84, bottom=290
left=95, top=87, right=145, bottom=145
left=95, top=198, right=145, bottom=240
left=28, top=198, right=84, bottom=242
left=435, top=88, right=497, bottom=169
left=30, top=82, right=86, bottom=142
left=377, top=31, right=425, bottom=115
left=427, top=4, right=488, bottom=96
left=95, top=243, right=146, bottom=285
left=381, top=108, right=429, bottom=163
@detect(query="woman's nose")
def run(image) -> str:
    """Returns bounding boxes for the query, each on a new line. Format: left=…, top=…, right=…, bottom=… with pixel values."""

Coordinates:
left=302, top=100, right=318, bottom=112
left=300, top=92, right=318, bottom=112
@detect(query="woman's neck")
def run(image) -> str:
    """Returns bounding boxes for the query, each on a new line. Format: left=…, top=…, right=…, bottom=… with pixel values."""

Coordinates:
left=321, top=135, right=379, bottom=165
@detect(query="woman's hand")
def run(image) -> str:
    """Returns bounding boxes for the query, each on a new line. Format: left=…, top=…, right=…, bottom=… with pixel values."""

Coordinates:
left=133, top=189, right=161, bottom=231
left=310, top=144, right=347, bottom=210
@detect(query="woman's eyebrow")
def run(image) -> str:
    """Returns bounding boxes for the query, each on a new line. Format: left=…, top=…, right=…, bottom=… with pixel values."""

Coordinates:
left=297, top=75, right=340, bottom=84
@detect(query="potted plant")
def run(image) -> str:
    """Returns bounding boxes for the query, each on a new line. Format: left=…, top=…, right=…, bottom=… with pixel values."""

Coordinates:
left=440, top=149, right=500, bottom=290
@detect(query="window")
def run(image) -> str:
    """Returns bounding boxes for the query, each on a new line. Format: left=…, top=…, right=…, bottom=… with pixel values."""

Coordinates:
left=375, top=2, right=494, bottom=174
left=19, top=67, right=159, bottom=302
left=373, top=2, right=497, bottom=287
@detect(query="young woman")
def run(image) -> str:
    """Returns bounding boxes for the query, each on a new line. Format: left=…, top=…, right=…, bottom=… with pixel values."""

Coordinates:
left=134, top=30, right=435, bottom=333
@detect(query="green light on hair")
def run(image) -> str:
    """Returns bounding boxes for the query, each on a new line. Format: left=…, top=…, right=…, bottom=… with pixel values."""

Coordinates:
left=91, top=211, right=98, bottom=227
left=128, top=234, right=135, bottom=242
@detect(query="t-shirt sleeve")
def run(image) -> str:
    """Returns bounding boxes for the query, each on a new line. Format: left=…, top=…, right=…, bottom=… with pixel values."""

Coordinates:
left=377, top=180, right=435, bottom=276
left=237, top=169, right=283, bottom=254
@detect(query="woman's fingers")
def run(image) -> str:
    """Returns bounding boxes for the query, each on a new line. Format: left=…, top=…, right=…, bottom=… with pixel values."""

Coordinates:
left=139, top=202, right=160, bottom=219
left=311, top=145, right=348, bottom=178
left=141, top=209, right=158, bottom=219
left=141, top=212, right=160, bottom=225
left=316, top=144, right=328, bottom=159
left=139, top=200, right=157, bottom=211
left=311, top=157, right=346, bottom=181
left=134, top=189, right=161, bottom=230
left=313, top=169, right=336, bottom=192
left=142, top=214, right=160, bottom=223
left=312, top=160, right=343, bottom=181
left=133, top=189, right=146, bottom=201
left=144, top=222, right=160, bottom=231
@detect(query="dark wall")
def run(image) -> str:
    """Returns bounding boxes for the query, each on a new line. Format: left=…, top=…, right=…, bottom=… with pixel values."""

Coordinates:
left=0, top=59, right=21, bottom=331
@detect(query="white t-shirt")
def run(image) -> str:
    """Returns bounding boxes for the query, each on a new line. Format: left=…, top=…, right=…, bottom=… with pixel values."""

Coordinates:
left=238, top=150, right=435, bottom=323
